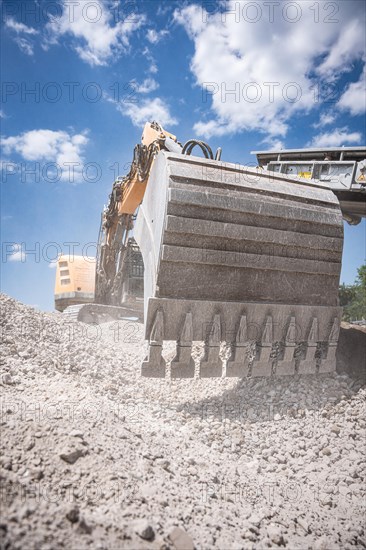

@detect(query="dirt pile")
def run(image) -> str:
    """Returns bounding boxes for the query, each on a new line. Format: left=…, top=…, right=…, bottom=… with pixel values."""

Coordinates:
left=0, top=293, right=365, bottom=549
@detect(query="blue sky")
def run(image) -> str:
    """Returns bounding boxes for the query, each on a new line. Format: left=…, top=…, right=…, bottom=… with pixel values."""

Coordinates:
left=1, top=0, right=365, bottom=311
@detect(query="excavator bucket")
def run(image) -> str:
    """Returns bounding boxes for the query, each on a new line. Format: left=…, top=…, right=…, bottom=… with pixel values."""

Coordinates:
left=134, top=152, right=343, bottom=378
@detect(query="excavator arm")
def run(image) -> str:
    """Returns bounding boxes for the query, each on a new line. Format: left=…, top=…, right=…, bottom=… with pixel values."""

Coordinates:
left=94, top=122, right=221, bottom=307
left=94, top=122, right=179, bottom=306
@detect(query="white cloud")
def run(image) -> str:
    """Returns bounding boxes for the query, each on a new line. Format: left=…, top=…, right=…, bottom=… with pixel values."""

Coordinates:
left=313, top=112, right=337, bottom=128
left=8, top=244, right=27, bottom=263
left=142, top=46, right=158, bottom=74
left=308, top=127, right=362, bottom=147
left=0, top=110, right=6, bottom=119
left=123, top=78, right=159, bottom=96
left=15, top=38, right=35, bottom=56
left=174, top=1, right=366, bottom=140
left=1, top=129, right=89, bottom=182
left=5, top=17, right=38, bottom=56
left=147, top=28, right=169, bottom=44
left=48, top=254, right=61, bottom=269
left=106, top=78, right=174, bottom=127
left=115, top=97, right=177, bottom=128
left=45, top=0, right=145, bottom=66
left=316, top=20, right=365, bottom=77
left=5, top=17, right=38, bottom=35
left=137, top=78, right=159, bottom=94
left=338, top=66, right=366, bottom=116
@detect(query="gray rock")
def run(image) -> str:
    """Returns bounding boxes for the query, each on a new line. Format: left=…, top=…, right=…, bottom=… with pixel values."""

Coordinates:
left=2, top=373, right=13, bottom=385
left=242, top=529, right=258, bottom=542
left=76, top=517, right=93, bottom=534
left=331, top=425, right=341, bottom=435
left=66, top=506, right=80, bottom=524
left=134, top=520, right=155, bottom=541
left=24, top=438, right=35, bottom=452
left=59, top=448, right=85, bottom=464
left=297, top=518, right=309, bottom=534
left=69, top=430, right=84, bottom=438
left=267, top=524, right=286, bottom=546
left=169, top=527, right=195, bottom=550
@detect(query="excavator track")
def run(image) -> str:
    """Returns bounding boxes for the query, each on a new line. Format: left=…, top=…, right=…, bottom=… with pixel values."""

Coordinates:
left=63, top=302, right=143, bottom=324
left=135, top=152, right=343, bottom=378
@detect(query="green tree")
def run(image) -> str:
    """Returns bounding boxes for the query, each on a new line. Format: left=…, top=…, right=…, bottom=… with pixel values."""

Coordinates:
left=339, top=283, right=357, bottom=308
left=356, top=264, right=366, bottom=289
left=340, top=264, right=366, bottom=321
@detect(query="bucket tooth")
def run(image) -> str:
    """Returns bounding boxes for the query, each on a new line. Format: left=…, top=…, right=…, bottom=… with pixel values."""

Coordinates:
left=142, top=345, right=166, bottom=377
left=150, top=309, right=164, bottom=344
left=319, top=317, right=340, bottom=373
left=319, top=343, right=337, bottom=374
left=199, top=314, right=223, bottom=378
left=252, top=316, right=273, bottom=377
left=141, top=310, right=166, bottom=378
left=226, top=315, right=249, bottom=377
left=277, top=316, right=296, bottom=376
left=171, top=313, right=195, bottom=378
left=298, top=317, right=318, bottom=374
left=328, top=316, right=340, bottom=343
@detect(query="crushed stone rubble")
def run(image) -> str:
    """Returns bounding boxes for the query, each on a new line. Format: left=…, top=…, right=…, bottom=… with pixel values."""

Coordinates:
left=0, top=293, right=365, bottom=549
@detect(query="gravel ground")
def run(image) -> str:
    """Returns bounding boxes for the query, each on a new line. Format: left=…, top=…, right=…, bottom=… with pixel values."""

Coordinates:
left=0, top=293, right=365, bottom=550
